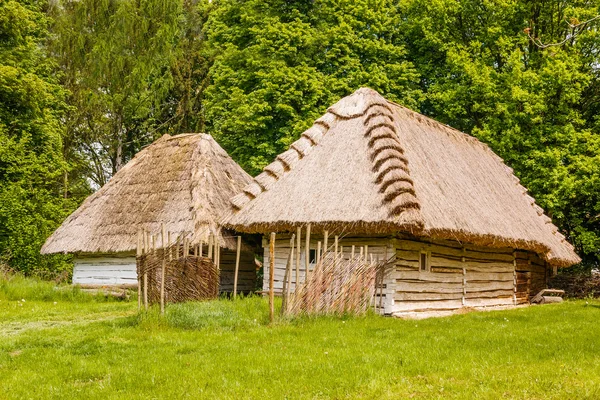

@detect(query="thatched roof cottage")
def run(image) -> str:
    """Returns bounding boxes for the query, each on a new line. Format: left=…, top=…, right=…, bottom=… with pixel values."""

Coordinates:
left=42, top=133, right=257, bottom=292
left=226, top=88, right=580, bottom=315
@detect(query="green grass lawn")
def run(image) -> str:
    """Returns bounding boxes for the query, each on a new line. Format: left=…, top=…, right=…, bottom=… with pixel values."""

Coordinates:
left=1, top=277, right=600, bottom=399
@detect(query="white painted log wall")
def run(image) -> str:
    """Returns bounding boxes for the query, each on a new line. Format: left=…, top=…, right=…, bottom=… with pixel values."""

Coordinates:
left=73, top=254, right=137, bottom=286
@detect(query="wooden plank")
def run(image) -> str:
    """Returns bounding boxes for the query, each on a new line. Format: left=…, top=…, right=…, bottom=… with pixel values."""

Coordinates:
left=392, top=299, right=463, bottom=312
left=396, top=271, right=464, bottom=283
left=233, top=236, right=242, bottom=299
left=269, top=233, right=275, bottom=323
left=395, top=281, right=463, bottom=292
left=396, top=292, right=463, bottom=301
left=465, top=289, right=515, bottom=299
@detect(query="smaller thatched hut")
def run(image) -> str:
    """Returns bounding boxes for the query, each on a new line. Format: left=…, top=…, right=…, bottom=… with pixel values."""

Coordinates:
left=42, top=133, right=257, bottom=292
left=226, top=88, right=580, bottom=316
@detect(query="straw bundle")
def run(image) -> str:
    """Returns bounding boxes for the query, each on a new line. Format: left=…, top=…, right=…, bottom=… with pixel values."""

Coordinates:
left=42, top=133, right=252, bottom=254
left=283, top=251, right=392, bottom=316
left=227, top=88, right=580, bottom=268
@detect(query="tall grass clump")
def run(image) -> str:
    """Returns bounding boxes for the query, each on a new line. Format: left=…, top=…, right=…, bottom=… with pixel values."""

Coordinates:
left=0, top=271, right=131, bottom=303
left=163, top=295, right=276, bottom=331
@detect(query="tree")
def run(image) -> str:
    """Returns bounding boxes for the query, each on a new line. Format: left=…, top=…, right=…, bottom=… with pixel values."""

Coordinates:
left=204, top=0, right=421, bottom=174
left=0, top=0, right=74, bottom=273
left=50, top=0, right=184, bottom=187
left=399, top=0, right=600, bottom=266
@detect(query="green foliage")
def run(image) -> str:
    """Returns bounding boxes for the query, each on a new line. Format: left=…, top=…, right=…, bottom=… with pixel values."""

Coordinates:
left=50, top=0, right=186, bottom=185
left=204, top=0, right=421, bottom=174
left=0, top=0, right=74, bottom=274
left=399, top=0, right=600, bottom=266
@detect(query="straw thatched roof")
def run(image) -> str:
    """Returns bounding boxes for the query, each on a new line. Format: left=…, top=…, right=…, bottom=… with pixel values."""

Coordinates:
left=42, top=133, right=253, bottom=254
left=226, top=88, right=580, bottom=267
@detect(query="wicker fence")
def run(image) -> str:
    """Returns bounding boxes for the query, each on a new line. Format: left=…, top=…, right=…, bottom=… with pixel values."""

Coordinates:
left=136, top=229, right=223, bottom=312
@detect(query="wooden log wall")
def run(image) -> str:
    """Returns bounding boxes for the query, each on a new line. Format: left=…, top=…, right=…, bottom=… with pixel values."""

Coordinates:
left=219, top=248, right=257, bottom=294
left=262, top=234, right=392, bottom=305
left=392, top=238, right=550, bottom=314
left=514, top=250, right=548, bottom=304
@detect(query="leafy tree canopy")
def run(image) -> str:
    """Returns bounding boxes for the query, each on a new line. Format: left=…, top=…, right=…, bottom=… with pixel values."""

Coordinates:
left=0, top=0, right=73, bottom=273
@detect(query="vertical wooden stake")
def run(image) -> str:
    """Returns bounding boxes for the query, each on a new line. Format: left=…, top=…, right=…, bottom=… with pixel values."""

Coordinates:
left=305, top=224, right=311, bottom=282
left=208, top=234, right=213, bottom=260
left=323, top=230, right=329, bottom=253
left=334, top=236, right=338, bottom=257
left=160, top=223, right=166, bottom=315
left=168, top=231, right=172, bottom=260
left=199, top=239, right=203, bottom=257
left=351, top=245, right=355, bottom=260
left=378, top=255, right=384, bottom=311
left=143, top=229, right=149, bottom=310
left=136, top=230, right=142, bottom=311
left=365, top=245, right=369, bottom=261
left=296, top=227, right=301, bottom=288
left=143, top=270, right=148, bottom=310
left=316, top=241, right=321, bottom=265
left=215, top=238, right=220, bottom=271
left=512, top=250, right=517, bottom=306
left=269, top=232, right=276, bottom=323
left=282, top=234, right=295, bottom=315
left=233, top=236, right=242, bottom=299
left=462, top=248, right=467, bottom=307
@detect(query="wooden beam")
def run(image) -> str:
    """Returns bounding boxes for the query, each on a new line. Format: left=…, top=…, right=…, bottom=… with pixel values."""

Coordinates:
left=281, top=234, right=295, bottom=315
left=136, top=229, right=142, bottom=311
left=233, top=236, right=242, bottom=299
left=316, top=241, right=321, bottom=265
left=296, top=227, right=301, bottom=288
left=305, top=224, right=311, bottom=282
left=161, top=223, right=166, bottom=315
left=269, top=232, right=276, bottom=323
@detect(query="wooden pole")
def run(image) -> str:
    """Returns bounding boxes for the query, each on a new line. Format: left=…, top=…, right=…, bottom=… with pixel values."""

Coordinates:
left=288, top=235, right=295, bottom=297
left=208, top=234, right=213, bottom=260
left=233, top=236, right=242, bottom=299
left=351, top=245, right=355, bottom=259
left=316, top=241, right=321, bottom=265
left=378, top=255, right=384, bottom=311
left=168, top=231, right=172, bottom=260
left=161, top=224, right=166, bottom=315
left=323, top=230, right=329, bottom=253
left=295, top=227, right=301, bottom=288
left=143, top=229, right=149, bottom=310
left=136, top=230, right=142, bottom=311
left=215, top=238, right=220, bottom=271
left=281, top=234, right=295, bottom=315
left=269, top=232, right=276, bottom=323
left=304, top=224, right=311, bottom=282
left=199, top=239, right=203, bottom=257
left=334, top=236, right=338, bottom=257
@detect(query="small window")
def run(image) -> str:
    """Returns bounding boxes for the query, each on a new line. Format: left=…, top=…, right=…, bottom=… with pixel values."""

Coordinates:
left=420, top=251, right=429, bottom=272
left=309, top=249, right=317, bottom=264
